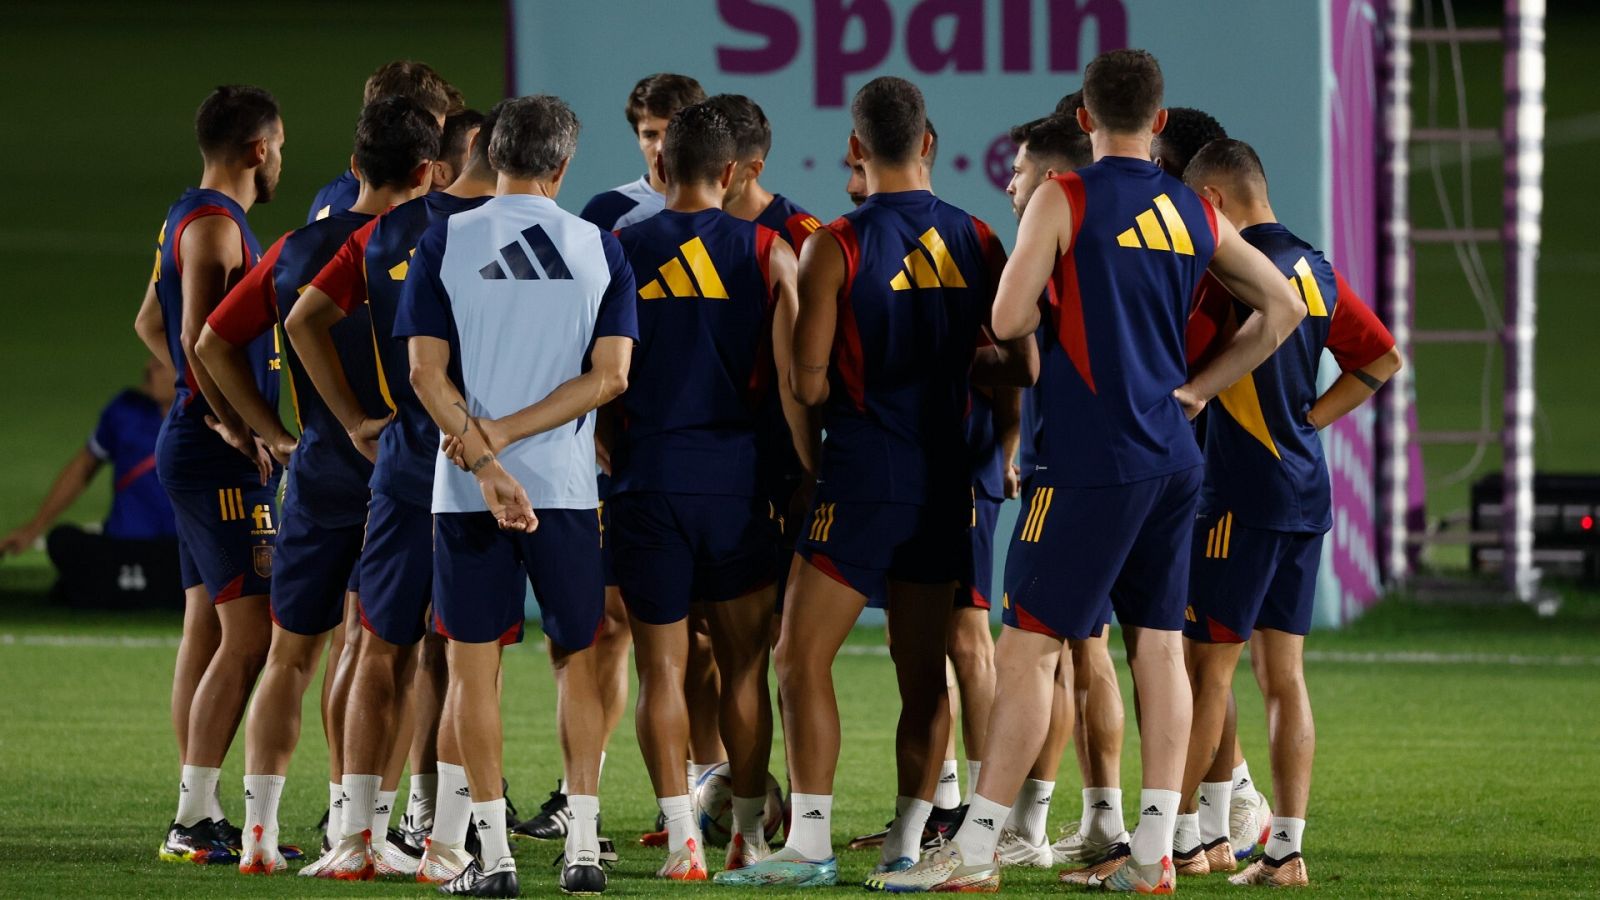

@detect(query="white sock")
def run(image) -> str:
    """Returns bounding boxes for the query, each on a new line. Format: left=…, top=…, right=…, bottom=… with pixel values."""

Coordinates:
left=176, top=765, right=219, bottom=827
left=566, top=794, right=601, bottom=862
left=328, top=781, right=345, bottom=844
left=1232, top=761, right=1258, bottom=802
left=1198, top=781, right=1232, bottom=844
left=659, top=794, right=698, bottom=854
left=1263, top=816, right=1305, bottom=861
left=208, top=775, right=228, bottom=822
left=964, top=760, right=982, bottom=805
left=472, top=799, right=515, bottom=873
left=373, top=790, right=399, bottom=839
left=406, top=773, right=437, bottom=833
left=1012, top=779, right=1054, bottom=845
left=598, top=751, right=607, bottom=786
left=340, top=774, right=380, bottom=840
left=434, top=762, right=472, bottom=846
left=732, top=795, right=767, bottom=845
left=882, top=796, right=934, bottom=865
left=933, top=759, right=961, bottom=809
left=1129, top=789, right=1181, bottom=867
left=1082, top=787, right=1124, bottom=842
left=951, top=793, right=1008, bottom=863
left=242, top=774, right=285, bottom=850
left=786, top=792, right=833, bottom=860
left=1174, top=812, right=1200, bottom=853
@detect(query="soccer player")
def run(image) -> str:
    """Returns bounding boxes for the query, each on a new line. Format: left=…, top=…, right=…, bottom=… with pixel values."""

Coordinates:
left=875, top=49, right=1305, bottom=894
left=432, top=108, right=485, bottom=190
left=306, top=60, right=460, bottom=223
left=141, top=84, right=285, bottom=866
left=196, top=97, right=439, bottom=876
left=1173, top=139, right=1401, bottom=887
left=1151, top=107, right=1227, bottom=179
left=716, top=76, right=1024, bottom=889
left=611, top=102, right=796, bottom=880
left=400, top=94, right=637, bottom=897
left=283, top=103, right=502, bottom=881
left=578, top=72, right=706, bottom=231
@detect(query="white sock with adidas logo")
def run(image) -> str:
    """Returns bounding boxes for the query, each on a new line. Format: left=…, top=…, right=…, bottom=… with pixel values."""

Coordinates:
left=433, top=762, right=472, bottom=847
left=405, top=773, right=437, bottom=833
left=566, top=794, right=601, bottom=863
left=1232, top=760, right=1259, bottom=803
left=1013, top=779, right=1054, bottom=845
left=1082, top=787, right=1124, bottom=843
left=658, top=794, right=697, bottom=854
left=1263, top=816, right=1304, bottom=861
left=242, top=774, right=285, bottom=851
left=1198, top=781, right=1232, bottom=844
left=341, top=774, right=380, bottom=841
left=786, top=792, right=833, bottom=860
left=933, top=759, right=961, bottom=809
left=175, top=765, right=219, bottom=827
left=373, top=790, right=398, bottom=841
left=951, top=794, right=1009, bottom=863
left=471, top=798, right=514, bottom=873
left=1129, top=789, right=1180, bottom=867
left=327, top=781, right=345, bottom=846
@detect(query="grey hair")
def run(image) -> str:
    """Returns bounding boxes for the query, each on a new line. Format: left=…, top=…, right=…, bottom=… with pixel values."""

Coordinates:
left=488, top=95, right=579, bottom=178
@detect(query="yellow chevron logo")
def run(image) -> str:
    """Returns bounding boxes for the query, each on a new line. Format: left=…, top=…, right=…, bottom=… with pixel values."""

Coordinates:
left=807, top=502, right=837, bottom=543
left=1289, top=257, right=1329, bottom=317
left=638, top=236, right=729, bottom=300
left=890, top=228, right=969, bottom=291
left=389, top=248, right=416, bottom=281
left=1115, top=193, right=1195, bottom=255
left=1018, top=486, right=1055, bottom=543
left=1204, top=512, right=1235, bottom=559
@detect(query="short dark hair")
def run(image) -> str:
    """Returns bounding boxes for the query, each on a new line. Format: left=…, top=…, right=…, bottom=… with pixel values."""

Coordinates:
left=1015, top=115, right=1092, bottom=170
left=490, top=95, right=579, bottom=179
left=1082, top=49, right=1164, bottom=134
left=472, top=100, right=505, bottom=169
left=441, top=108, right=485, bottom=170
left=925, top=116, right=939, bottom=167
left=852, top=76, right=926, bottom=165
left=195, top=85, right=280, bottom=160
left=662, top=103, right=736, bottom=186
left=363, top=60, right=458, bottom=120
left=1153, top=107, right=1228, bottom=177
left=703, top=94, right=772, bottom=161
left=354, top=96, right=442, bottom=189
left=1054, top=89, right=1084, bottom=116
left=626, top=73, right=706, bottom=130
left=1183, top=138, right=1268, bottom=193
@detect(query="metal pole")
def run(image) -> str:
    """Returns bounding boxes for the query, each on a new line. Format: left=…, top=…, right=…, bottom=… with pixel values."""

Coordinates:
left=1379, top=0, right=1414, bottom=587
left=1503, top=0, right=1544, bottom=601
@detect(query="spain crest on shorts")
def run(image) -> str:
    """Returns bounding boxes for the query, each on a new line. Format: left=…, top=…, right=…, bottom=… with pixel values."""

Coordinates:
left=253, top=544, right=273, bottom=578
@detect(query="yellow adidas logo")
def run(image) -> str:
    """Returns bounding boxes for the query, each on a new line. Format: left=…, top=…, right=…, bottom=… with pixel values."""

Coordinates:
left=889, top=228, right=968, bottom=291
left=807, top=503, right=837, bottom=542
left=1018, top=487, right=1055, bottom=543
left=1288, top=257, right=1329, bottom=317
left=1203, top=512, right=1235, bottom=559
left=1115, top=194, right=1195, bottom=255
left=638, top=236, right=728, bottom=300
left=797, top=216, right=822, bottom=234
left=389, top=248, right=416, bottom=281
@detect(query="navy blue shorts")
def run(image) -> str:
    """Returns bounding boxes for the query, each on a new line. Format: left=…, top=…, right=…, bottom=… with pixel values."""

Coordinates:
left=795, top=494, right=968, bottom=608
left=599, top=499, right=617, bottom=588
left=169, top=482, right=279, bottom=603
left=357, top=491, right=434, bottom=646
left=433, top=509, right=604, bottom=649
left=1002, top=467, right=1202, bottom=640
left=270, top=501, right=364, bottom=637
left=1184, top=512, right=1323, bottom=642
left=959, top=494, right=1003, bottom=610
left=611, top=491, right=779, bottom=626
left=767, top=475, right=804, bottom=615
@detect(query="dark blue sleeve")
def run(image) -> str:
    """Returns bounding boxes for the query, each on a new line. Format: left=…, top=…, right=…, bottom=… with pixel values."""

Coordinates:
left=595, top=230, right=639, bottom=342
left=580, top=191, right=637, bottom=231
left=392, top=221, right=453, bottom=341
left=88, top=395, right=121, bottom=461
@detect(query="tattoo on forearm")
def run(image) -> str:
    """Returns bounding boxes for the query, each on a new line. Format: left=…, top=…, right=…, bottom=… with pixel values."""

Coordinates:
left=1353, top=369, right=1385, bottom=391
left=469, top=453, right=493, bottom=474
left=452, top=400, right=471, bottom=437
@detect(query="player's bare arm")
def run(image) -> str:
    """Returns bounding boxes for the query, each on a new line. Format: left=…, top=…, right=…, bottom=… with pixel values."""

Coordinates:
left=995, top=386, right=1023, bottom=499
left=408, top=334, right=536, bottom=533
left=1307, top=347, right=1403, bottom=430
left=767, top=234, right=820, bottom=474
left=194, top=321, right=295, bottom=470
left=991, top=180, right=1072, bottom=342
left=283, top=285, right=391, bottom=463
left=133, top=281, right=173, bottom=369
left=0, top=447, right=102, bottom=556
left=178, top=215, right=261, bottom=456
left=1179, top=212, right=1307, bottom=416
left=790, top=226, right=843, bottom=409
left=457, top=335, right=633, bottom=460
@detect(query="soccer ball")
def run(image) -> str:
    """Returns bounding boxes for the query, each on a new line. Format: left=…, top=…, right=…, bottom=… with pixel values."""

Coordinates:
left=691, top=763, right=787, bottom=847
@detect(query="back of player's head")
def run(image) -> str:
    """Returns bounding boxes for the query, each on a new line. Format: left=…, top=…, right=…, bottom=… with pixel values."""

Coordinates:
left=703, top=94, right=771, bottom=162
left=1012, top=115, right=1091, bottom=171
left=354, top=96, right=441, bottom=189
left=1154, top=107, right=1228, bottom=177
left=1082, top=49, right=1164, bottom=134
left=852, top=76, right=926, bottom=165
left=662, top=103, right=736, bottom=186
left=626, top=73, right=706, bottom=131
left=490, top=95, right=580, bottom=179
left=472, top=100, right=505, bottom=169
left=1183, top=138, right=1268, bottom=198
left=363, top=60, right=459, bottom=121
left=1055, top=89, right=1084, bottom=116
left=441, top=108, right=485, bottom=171
left=195, top=85, right=280, bottom=160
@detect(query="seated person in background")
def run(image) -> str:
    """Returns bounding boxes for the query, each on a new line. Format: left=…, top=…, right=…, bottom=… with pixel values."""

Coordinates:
left=0, top=355, right=182, bottom=608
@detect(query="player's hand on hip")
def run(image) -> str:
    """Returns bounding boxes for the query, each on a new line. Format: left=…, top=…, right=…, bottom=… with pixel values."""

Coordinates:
left=1173, top=385, right=1207, bottom=421
left=476, top=461, right=538, bottom=533
left=1005, top=463, right=1023, bottom=499
left=348, top=415, right=391, bottom=464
